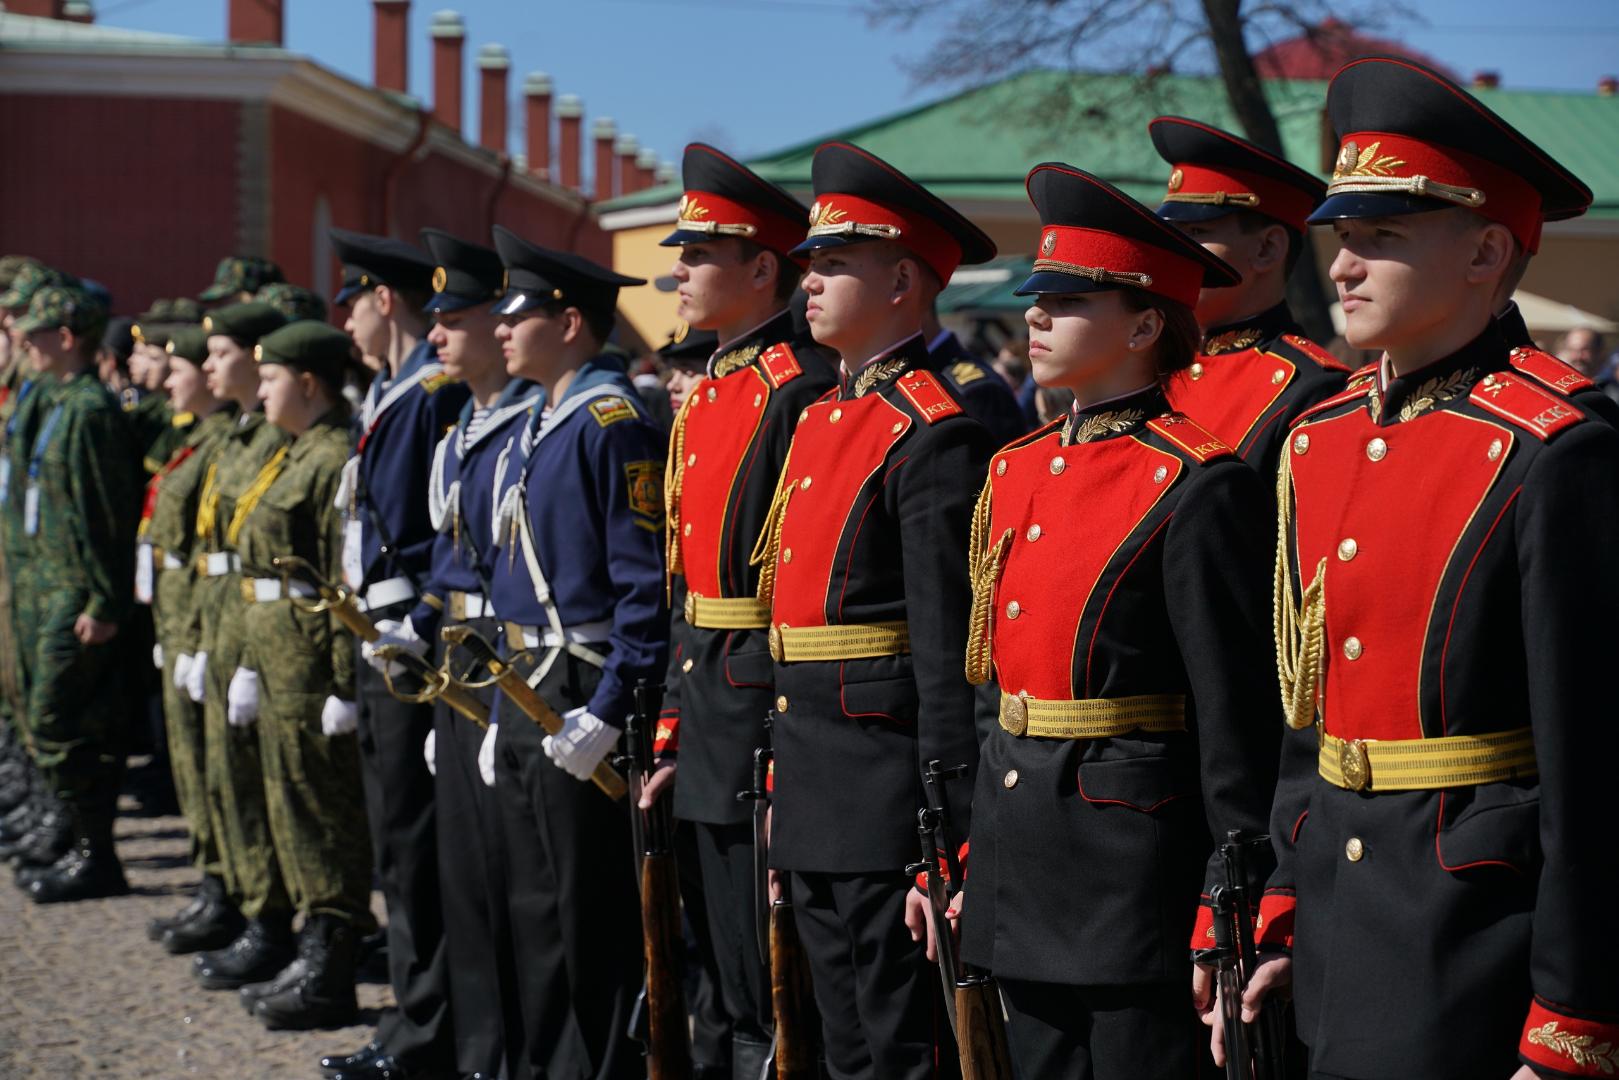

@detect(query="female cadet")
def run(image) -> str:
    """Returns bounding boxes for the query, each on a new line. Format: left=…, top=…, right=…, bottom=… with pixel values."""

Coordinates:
left=231, top=320, right=374, bottom=1031
left=952, top=164, right=1282, bottom=1080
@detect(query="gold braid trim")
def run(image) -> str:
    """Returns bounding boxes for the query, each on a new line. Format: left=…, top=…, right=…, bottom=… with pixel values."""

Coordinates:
left=225, top=446, right=289, bottom=547
left=747, top=451, right=796, bottom=608
left=194, top=462, right=221, bottom=542
left=964, top=478, right=1012, bottom=686
left=664, top=389, right=698, bottom=603
left=1273, top=445, right=1327, bottom=730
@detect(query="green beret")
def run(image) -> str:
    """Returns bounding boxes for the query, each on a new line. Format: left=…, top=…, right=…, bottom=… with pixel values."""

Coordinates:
left=165, top=326, right=209, bottom=364
left=199, top=255, right=285, bottom=302
left=254, top=282, right=328, bottom=323
left=0, top=263, right=78, bottom=311
left=167, top=297, right=204, bottom=325
left=131, top=322, right=173, bottom=350
left=14, top=285, right=108, bottom=340
left=254, top=320, right=354, bottom=386
left=202, top=301, right=287, bottom=343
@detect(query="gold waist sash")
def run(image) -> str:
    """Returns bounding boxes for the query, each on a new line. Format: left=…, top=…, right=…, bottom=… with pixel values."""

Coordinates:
left=684, top=593, right=771, bottom=630
left=768, top=621, right=910, bottom=662
left=1318, top=726, right=1537, bottom=792
left=999, top=691, right=1186, bottom=739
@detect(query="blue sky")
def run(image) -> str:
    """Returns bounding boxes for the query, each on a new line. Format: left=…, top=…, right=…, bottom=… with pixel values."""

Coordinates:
left=103, top=0, right=1619, bottom=174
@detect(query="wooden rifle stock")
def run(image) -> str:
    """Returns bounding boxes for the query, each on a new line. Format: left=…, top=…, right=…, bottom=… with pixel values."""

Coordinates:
left=955, top=977, right=1014, bottom=1080
left=638, top=851, right=691, bottom=1080
left=769, top=899, right=818, bottom=1080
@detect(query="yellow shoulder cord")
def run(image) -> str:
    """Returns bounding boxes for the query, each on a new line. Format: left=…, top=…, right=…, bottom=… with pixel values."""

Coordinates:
left=1273, top=446, right=1327, bottom=730
left=225, top=445, right=290, bottom=548
left=964, top=477, right=1013, bottom=686
left=664, top=388, right=698, bottom=604
left=748, top=449, right=796, bottom=609
left=194, top=462, right=221, bottom=543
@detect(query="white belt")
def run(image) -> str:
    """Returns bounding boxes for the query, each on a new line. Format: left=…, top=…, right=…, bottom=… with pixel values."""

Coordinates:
left=361, top=576, right=415, bottom=612
left=246, top=577, right=318, bottom=603
left=202, top=552, right=241, bottom=577
left=162, top=553, right=184, bottom=571
left=517, top=618, right=613, bottom=650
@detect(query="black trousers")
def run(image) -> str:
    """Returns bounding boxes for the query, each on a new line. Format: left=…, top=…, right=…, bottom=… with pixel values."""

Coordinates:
left=999, top=979, right=1198, bottom=1080
left=693, top=820, right=772, bottom=1048
left=789, top=869, right=951, bottom=1080
left=356, top=640, right=451, bottom=1069
left=433, top=616, right=524, bottom=1077
left=676, top=820, right=734, bottom=1071
left=493, top=650, right=643, bottom=1080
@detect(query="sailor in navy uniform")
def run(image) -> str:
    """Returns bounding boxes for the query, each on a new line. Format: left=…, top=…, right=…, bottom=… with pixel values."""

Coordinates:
left=330, top=228, right=468, bottom=1078
left=481, top=226, right=665, bottom=1080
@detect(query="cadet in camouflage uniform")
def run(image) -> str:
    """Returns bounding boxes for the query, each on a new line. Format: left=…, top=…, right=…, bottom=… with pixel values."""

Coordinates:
left=128, top=299, right=206, bottom=472
left=141, top=325, right=242, bottom=943
left=255, top=282, right=328, bottom=324
left=8, top=285, right=142, bottom=903
left=233, top=320, right=374, bottom=1031
left=161, top=303, right=295, bottom=978
left=198, top=256, right=284, bottom=308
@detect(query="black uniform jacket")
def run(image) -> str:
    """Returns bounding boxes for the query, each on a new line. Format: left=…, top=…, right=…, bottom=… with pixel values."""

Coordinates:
left=931, top=330, right=1030, bottom=447
left=661, top=310, right=838, bottom=824
left=1265, top=324, right=1619, bottom=1080
left=761, top=332, right=995, bottom=874
left=957, top=384, right=1280, bottom=986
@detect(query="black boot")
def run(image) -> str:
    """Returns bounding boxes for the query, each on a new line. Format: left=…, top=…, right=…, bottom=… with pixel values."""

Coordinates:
left=0, top=757, right=29, bottom=813
left=254, top=914, right=359, bottom=1031
left=27, top=818, right=128, bottom=903
left=193, top=912, right=297, bottom=989
left=317, top=1039, right=383, bottom=1075
left=10, top=797, right=72, bottom=870
left=0, top=800, right=40, bottom=859
left=147, top=875, right=223, bottom=942
left=161, top=889, right=246, bottom=955
left=238, top=957, right=307, bottom=1014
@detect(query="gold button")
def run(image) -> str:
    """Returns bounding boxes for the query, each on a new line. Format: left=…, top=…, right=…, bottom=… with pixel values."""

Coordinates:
left=1487, top=438, right=1503, bottom=462
left=1343, top=636, right=1363, bottom=661
left=782, top=548, right=793, bottom=563
left=1026, top=524, right=1041, bottom=542
left=1189, top=362, right=1204, bottom=380
left=1345, top=837, right=1365, bottom=862
left=1366, top=437, right=1388, bottom=462
left=1153, top=465, right=1167, bottom=484
left=1003, top=769, right=1019, bottom=789
left=686, top=453, right=697, bottom=467
left=683, top=523, right=692, bottom=537
left=1272, top=369, right=1287, bottom=385
left=775, top=695, right=788, bottom=713
left=707, top=387, right=717, bottom=402
left=753, top=393, right=762, bottom=407
left=1482, top=373, right=1498, bottom=387
left=891, top=421, right=904, bottom=434
left=830, top=408, right=843, bottom=423
left=682, top=658, right=694, bottom=673
left=1293, top=433, right=1310, bottom=455
left=1337, top=538, right=1358, bottom=562
left=995, top=459, right=1007, bottom=476
left=1005, top=600, right=1021, bottom=619
left=800, top=476, right=812, bottom=490
left=1049, top=456, right=1065, bottom=476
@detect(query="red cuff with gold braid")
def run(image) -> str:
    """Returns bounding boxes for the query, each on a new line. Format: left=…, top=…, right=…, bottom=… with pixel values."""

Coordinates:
left=1192, top=897, right=1216, bottom=952
left=1520, top=998, right=1619, bottom=1077
left=1255, top=890, right=1296, bottom=953
left=653, top=707, right=679, bottom=756
left=913, top=841, right=970, bottom=895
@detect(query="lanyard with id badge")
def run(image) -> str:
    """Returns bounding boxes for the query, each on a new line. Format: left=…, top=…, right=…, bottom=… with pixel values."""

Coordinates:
left=24, top=403, right=65, bottom=537
left=0, top=379, right=39, bottom=506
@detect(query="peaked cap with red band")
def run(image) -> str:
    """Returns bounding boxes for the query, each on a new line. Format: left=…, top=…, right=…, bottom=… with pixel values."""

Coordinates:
left=1016, top=162, right=1239, bottom=309
left=661, top=143, right=810, bottom=260
left=1309, top=55, right=1591, bottom=253
left=789, top=141, right=996, bottom=283
left=1149, top=116, right=1326, bottom=233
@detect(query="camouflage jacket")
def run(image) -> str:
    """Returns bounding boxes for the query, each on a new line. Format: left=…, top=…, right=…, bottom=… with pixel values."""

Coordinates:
left=144, top=406, right=238, bottom=653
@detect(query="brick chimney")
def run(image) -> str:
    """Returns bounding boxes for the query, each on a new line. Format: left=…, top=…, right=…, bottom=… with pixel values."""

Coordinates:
left=1600, top=76, right=1618, bottom=97
left=556, top=94, right=584, bottom=192
left=614, top=134, right=640, bottom=194
left=523, top=73, right=553, bottom=181
left=636, top=148, right=660, bottom=192
left=62, top=0, right=94, bottom=22
left=430, top=10, right=466, bottom=133
left=478, top=44, right=510, bottom=154
left=656, top=162, right=678, bottom=187
left=373, top=0, right=409, bottom=93
left=7, top=1, right=64, bottom=18
left=229, top=0, right=284, bottom=45
left=592, top=117, right=617, bottom=200
left=1472, top=71, right=1500, bottom=89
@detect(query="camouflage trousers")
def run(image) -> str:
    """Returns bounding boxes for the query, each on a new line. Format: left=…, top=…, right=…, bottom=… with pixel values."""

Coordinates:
left=154, top=568, right=220, bottom=878
left=198, top=573, right=291, bottom=920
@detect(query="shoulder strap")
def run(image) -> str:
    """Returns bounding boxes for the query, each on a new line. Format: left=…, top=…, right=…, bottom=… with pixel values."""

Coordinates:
left=1145, top=414, right=1234, bottom=463
left=1470, top=372, right=1587, bottom=441
left=895, top=370, right=964, bottom=424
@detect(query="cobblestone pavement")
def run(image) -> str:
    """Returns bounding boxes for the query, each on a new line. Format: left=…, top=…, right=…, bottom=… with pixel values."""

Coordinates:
left=0, top=795, right=393, bottom=1079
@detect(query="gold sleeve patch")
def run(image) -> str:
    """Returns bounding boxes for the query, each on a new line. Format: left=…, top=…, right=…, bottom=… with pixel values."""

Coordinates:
left=590, top=397, right=638, bottom=427
left=421, top=372, right=455, bottom=393
left=949, top=360, right=986, bottom=386
left=625, top=460, right=665, bottom=529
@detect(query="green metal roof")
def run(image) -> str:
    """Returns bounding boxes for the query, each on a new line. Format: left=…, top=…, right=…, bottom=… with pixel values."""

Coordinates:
left=601, top=67, right=1619, bottom=220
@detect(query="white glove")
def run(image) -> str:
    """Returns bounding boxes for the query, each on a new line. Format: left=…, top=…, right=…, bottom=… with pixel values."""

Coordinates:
left=543, top=706, right=622, bottom=781
left=320, top=696, right=359, bottom=737
left=478, top=724, right=497, bottom=787
left=361, top=617, right=427, bottom=677
left=152, top=643, right=165, bottom=670
left=424, top=729, right=437, bottom=776
left=185, top=651, right=209, bottom=703
left=227, top=667, right=260, bottom=728
left=173, top=652, right=194, bottom=691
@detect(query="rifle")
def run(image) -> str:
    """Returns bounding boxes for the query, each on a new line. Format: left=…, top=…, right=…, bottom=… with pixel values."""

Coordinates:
left=438, top=624, right=627, bottom=799
left=1194, top=830, right=1285, bottom=1080
left=736, top=743, right=818, bottom=1080
left=907, top=759, right=1013, bottom=1080
left=622, top=680, right=691, bottom=1080
left=271, top=554, right=488, bottom=726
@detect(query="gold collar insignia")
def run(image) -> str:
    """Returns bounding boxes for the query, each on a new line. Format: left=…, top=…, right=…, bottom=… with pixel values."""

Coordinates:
left=1063, top=408, right=1145, bottom=446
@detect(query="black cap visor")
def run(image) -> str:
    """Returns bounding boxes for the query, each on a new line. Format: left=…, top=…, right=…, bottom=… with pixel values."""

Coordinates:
left=1307, top=191, right=1459, bottom=227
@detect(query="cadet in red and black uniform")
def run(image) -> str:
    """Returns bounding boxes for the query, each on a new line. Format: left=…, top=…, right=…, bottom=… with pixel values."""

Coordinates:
left=1257, top=57, right=1619, bottom=1080
left=756, top=142, right=997, bottom=1080
left=953, top=163, right=1280, bottom=1080
left=1148, top=115, right=1348, bottom=480
left=657, top=143, right=838, bottom=1078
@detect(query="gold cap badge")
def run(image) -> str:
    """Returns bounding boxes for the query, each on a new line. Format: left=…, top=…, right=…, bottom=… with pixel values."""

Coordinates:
left=432, top=266, right=448, bottom=293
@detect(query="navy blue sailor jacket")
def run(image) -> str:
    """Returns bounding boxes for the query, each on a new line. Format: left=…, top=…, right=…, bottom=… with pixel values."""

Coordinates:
left=487, top=355, right=669, bottom=728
